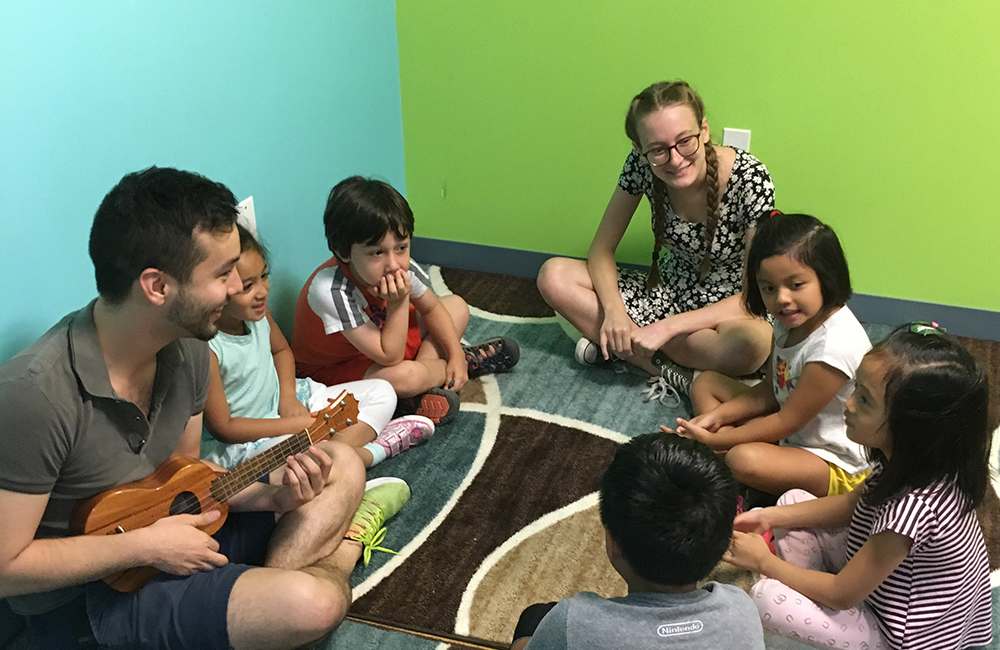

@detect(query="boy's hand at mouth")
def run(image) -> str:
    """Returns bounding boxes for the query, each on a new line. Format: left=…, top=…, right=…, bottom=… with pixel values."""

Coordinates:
left=375, top=269, right=411, bottom=306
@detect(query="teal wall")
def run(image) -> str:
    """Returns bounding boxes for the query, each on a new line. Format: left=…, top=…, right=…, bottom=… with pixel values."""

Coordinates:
left=0, top=1, right=404, bottom=361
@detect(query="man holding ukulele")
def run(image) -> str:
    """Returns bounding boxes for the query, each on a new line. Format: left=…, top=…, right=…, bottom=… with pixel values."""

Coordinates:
left=0, top=167, right=396, bottom=649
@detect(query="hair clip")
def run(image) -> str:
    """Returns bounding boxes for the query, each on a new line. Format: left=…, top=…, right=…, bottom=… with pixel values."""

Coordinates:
left=768, top=209, right=782, bottom=218
left=908, top=321, right=946, bottom=336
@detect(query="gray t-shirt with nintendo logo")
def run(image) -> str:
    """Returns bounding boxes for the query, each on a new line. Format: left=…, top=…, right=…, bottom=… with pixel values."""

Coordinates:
left=526, top=583, right=763, bottom=650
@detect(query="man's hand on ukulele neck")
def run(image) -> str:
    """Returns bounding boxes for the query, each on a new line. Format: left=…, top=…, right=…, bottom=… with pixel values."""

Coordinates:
left=272, top=445, right=335, bottom=513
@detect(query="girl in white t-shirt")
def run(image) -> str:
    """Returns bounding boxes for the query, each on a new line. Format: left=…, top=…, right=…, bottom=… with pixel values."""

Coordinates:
left=665, top=214, right=869, bottom=497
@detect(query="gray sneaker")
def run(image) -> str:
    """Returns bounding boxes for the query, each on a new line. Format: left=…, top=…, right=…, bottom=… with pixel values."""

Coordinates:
left=642, top=352, right=693, bottom=408
left=574, top=337, right=614, bottom=366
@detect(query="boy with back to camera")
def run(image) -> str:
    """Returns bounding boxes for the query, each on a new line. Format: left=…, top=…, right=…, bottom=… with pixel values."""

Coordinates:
left=512, top=433, right=764, bottom=650
left=292, top=176, right=519, bottom=425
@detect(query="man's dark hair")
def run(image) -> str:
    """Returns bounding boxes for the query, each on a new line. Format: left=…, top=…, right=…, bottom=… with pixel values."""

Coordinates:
left=89, top=166, right=238, bottom=303
left=599, top=433, right=738, bottom=586
left=323, top=176, right=414, bottom=260
left=743, top=213, right=852, bottom=317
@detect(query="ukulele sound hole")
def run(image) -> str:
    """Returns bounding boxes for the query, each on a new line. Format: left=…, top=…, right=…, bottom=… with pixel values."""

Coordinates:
left=169, top=491, right=201, bottom=516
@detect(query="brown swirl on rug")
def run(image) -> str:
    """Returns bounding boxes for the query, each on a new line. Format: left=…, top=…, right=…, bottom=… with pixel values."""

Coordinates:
left=458, top=377, right=486, bottom=405
left=978, top=486, right=1000, bottom=571
left=351, top=414, right=618, bottom=635
left=468, top=502, right=625, bottom=642
left=441, top=267, right=554, bottom=318
left=464, top=501, right=755, bottom=643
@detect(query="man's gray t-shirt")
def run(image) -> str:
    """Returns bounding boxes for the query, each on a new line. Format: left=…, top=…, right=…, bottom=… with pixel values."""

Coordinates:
left=526, top=583, right=764, bottom=649
left=0, top=301, right=209, bottom=614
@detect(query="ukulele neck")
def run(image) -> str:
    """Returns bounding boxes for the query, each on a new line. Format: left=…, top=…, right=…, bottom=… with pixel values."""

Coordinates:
left=207, top=391, right=354, bottom=503
left=209, top=431, right=317, bottom=502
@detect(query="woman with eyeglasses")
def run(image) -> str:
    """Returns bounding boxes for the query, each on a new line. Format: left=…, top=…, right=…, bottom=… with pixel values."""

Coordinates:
left=537, top=80, right=775, bottom=401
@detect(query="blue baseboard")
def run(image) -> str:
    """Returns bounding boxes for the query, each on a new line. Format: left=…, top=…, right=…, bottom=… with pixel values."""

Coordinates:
left=413, top=236, right=1000, bottom=342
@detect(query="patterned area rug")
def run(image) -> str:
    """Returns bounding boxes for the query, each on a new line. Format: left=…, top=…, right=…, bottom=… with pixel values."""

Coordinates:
left=5, top=266, right=993, bottom=650
left=324, top=267, right=1000, bottom=649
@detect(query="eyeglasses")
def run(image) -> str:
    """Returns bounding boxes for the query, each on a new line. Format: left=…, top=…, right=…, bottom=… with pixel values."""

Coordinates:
left=642, top=134, right=702, bottom=167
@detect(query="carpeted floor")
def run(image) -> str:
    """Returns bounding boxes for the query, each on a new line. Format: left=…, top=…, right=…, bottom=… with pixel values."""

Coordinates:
left=331, top=266, right=1000, bottom=650
left=4, top=266, right=996, bottom=650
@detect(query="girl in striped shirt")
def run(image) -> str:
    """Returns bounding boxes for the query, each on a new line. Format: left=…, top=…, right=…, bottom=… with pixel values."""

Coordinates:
left=723, top=324, right=993, bottom=649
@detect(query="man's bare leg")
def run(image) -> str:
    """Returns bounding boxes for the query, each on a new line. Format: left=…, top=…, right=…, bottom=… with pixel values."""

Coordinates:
left=225, top=560, right=356, bottom=649
left=266, top=440, right=366, bottom=569
left=225, top=439, right=367, bottom=649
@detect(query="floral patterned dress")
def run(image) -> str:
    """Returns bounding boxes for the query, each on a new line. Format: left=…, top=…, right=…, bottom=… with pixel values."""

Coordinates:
left=615, top=148, right=775, bottom=326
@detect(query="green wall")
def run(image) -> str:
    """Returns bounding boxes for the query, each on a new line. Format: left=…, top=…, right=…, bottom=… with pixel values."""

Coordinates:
left=397, top=1, right=999, bottom=312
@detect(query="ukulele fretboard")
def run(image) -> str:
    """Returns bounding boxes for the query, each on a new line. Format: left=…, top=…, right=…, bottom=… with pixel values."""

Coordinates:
left=209, top=432, right=315, bottom=502
left=208, top=392, right=350, bottom=502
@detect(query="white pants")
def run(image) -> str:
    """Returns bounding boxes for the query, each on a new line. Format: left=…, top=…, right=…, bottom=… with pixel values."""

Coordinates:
left=751, top=489, right=889, bottom=649
left=300, top=377, right=396, bottom=434
left=203, top=378, right=396, bottom=469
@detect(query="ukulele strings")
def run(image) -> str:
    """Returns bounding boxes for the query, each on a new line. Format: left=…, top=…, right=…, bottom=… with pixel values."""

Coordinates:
left=163, top=393, right=350, bottom=517
left=171, top=434, right=312, bottom=515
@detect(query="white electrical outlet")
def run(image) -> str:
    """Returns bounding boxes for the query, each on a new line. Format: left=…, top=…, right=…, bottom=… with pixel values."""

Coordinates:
left=722, top=128, right=752, bottom=151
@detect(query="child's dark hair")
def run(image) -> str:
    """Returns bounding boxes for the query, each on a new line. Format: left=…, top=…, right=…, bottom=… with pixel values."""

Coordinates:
left=323, top=176, right=414, bottom=259
left=236, top=224, right=269, bottom=265
left=864, top=325, right=990, bottom=512
left=599, top=433, right=738, bottom=586
left=743, top=213, right=852, bottom=317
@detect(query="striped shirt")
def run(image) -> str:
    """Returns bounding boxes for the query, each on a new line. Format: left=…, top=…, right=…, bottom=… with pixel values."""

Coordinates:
left=291, top=256, right=431, bottom=383
left=305, top=258, right=429, bottom=335
left=846, top=465, right=992, bottom=649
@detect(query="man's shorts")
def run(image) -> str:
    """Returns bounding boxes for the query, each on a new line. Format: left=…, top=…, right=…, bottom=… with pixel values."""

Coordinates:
left=28, top=511, right=275, bottom=650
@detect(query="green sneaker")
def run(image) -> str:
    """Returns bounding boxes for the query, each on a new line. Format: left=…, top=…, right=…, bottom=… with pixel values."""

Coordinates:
left=345, top=477, right=411, bottom=566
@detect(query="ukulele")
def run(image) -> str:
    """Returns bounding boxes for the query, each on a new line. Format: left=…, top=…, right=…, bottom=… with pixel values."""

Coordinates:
left=71, top=391, right=359, bottom=592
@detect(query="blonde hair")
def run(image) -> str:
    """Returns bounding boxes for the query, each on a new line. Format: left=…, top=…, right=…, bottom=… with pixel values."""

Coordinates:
left=625, top=81, right=720, bottom=287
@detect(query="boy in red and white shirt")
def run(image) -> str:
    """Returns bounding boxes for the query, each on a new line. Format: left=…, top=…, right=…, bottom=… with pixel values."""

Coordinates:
left=293, top=176, right=519, bottom=424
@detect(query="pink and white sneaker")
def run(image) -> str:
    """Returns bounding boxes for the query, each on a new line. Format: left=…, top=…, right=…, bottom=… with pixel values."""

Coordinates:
left=374, top=415, right=435, bottom=459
